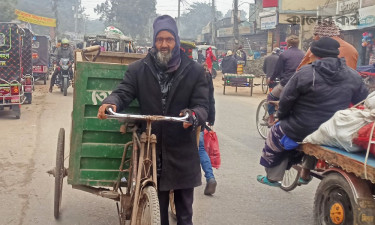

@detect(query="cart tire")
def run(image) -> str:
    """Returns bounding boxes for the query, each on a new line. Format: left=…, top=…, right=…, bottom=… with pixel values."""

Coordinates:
left=280, top=166, right=299, bottom=192
left=256, top=99, right=269, bottom=139
left=169, top=190, right=176, bottom=220
left=135, top=186, right=160, bottom=225
left=314, top=173, right=355, bottom=225
left=54, top=128, right=65, bottom=219
left=13, top=105, right=21, bottom=119
left=63, top=78, right=68, bottom=96
left=262, top=76, right=268, bottom=94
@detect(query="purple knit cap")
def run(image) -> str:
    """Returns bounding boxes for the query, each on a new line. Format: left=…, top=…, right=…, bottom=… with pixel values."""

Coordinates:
left=153, top=15, right=181, bottom=71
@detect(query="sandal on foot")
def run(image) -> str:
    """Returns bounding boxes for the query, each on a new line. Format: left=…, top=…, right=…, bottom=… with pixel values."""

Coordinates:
left=298, top=176, right=312, bottom=185
left=257, top=175, right=281, bottom=187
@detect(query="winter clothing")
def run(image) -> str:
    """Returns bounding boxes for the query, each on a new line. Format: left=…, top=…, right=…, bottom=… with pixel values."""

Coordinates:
left=102, top=50, right=209, bottom=191
left=50, top=46, right=74, bottom=90
left=270, top=46, right=305, bottom=86
left=263, top=53, right=280, bottom=78
left=310, top=37, right=340, bottom=58
left=221, top=55, right=237, bottom=74
left=159, top=188, right=194, bottom=225
left=152, top=15, right=181, bottom=72
left=206, top=71, right=215, bottom=125
left=298, top=38, right=358, bottom=70
left=279, top=57, right=368, bottom=142
left=205, top=47, right=217, bottom=74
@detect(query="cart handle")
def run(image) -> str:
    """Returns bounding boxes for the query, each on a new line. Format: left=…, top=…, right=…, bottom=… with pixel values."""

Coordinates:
left=107, top=107, right=189, bottom=123
left=81, top=45, right=101, bottom=62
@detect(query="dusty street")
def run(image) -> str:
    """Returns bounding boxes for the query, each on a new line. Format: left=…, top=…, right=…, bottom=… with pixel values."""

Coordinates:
left=1, top=76, right=318, bottom=225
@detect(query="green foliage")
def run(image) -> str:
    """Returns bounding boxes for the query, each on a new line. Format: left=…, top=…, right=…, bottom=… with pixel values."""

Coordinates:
left=95, top=0, right=157, bottom=41
left=179, top=2, right=222, bottom=39
left=0, top=0, right=18, bottom=22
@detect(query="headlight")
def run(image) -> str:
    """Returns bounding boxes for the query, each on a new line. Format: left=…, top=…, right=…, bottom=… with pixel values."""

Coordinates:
left=62, top=65, right=69, bottom=70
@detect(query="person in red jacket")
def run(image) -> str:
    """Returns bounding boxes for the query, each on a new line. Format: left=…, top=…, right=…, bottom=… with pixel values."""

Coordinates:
left=205, top=47, right=217, bottom=74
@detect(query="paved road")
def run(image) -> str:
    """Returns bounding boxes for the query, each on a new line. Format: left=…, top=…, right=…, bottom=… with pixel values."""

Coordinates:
left=0, top=77, right=318, bottom=225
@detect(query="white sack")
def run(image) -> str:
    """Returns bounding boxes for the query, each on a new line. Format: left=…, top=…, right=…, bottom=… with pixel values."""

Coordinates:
left=303, top=108, right=375, bottom=152
left=365, top=91, right=375, bottom=109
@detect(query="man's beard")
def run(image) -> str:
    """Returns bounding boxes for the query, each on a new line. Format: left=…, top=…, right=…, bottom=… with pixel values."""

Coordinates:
left=156, top=50, right=172, bottom=67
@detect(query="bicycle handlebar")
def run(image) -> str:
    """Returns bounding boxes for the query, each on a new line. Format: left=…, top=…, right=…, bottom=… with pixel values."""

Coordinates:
left=106, top=108, right=189, bottom=123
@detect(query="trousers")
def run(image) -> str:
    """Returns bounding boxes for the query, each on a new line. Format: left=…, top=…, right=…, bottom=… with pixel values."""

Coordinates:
left=199, top=131, right=214, bottom=181
left=158, top=188, right=194, bottom=225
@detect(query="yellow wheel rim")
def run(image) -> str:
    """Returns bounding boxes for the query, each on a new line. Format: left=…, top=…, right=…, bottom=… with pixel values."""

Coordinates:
left=330, top=202, right=345, bottom=224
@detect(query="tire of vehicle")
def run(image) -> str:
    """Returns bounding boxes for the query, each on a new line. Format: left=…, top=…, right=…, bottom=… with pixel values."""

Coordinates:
left=314, top=173, right=355, bottom=225
left=169, top=190, right=176, bottom=220
left=54, top=128, right=65, bottom=219
left=25, top=93, right=32, bottom=104
left=135, top=186, right=160, bottom=225
left=13, top=105, right=21, bottom=119
left=63, top=77, right=68, bottom=96
left=44, top=74, right=47, bottom=85
left=256, top=99, right=269, bottom=139
left=280, top=166, right=300, bottom=192
left=262, top=76, right=268, bottom=94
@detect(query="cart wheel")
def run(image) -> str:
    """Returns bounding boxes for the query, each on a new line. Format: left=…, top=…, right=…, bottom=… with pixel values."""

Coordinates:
left=54, top=128, right=65, bottom=219
left=262, top=76, right=268, bottom=94
left=13, top=104, right=21, bottom=119
left=169, top=190, right=176, bottom=220
left=135, top=186, right=160, bottom=225
left=280, top=166, right=299, bottom=192
left=314, top=173, right=355, bottom=225
left=256, top=99, right=269, bottom=139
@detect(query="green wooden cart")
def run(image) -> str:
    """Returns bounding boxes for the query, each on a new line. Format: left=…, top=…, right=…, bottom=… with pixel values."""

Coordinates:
left=48, top=47, right=163, bottom=224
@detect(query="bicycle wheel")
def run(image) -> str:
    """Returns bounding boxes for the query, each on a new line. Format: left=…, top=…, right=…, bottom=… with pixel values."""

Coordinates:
left=256, top=99, right=270, bottom=139
left=280, top=166, right=300, bottom=192
left=262, top=76, right=268, bottom=94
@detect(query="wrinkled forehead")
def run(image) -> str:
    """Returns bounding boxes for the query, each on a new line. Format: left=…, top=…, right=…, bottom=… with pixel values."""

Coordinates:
left=156, top=30, right=174, bottom=38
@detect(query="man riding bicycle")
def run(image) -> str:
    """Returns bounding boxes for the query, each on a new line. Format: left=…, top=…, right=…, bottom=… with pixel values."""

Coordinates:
left=257, top=37, right=368, bottom=187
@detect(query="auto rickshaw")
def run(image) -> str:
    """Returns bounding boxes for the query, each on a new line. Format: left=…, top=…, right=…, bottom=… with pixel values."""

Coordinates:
left=32, top=35, right=50, bottom=85
left=21, top=28, right=34, bottom=104
left=0, top=23, right=25, bottom=119
left=180, top=40, right=196, bottom=59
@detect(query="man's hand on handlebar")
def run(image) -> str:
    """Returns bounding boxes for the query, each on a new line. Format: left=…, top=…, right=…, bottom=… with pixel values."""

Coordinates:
left=179, top=109, right=198, bottom=129
left=97, top=104, right=117, bottom=120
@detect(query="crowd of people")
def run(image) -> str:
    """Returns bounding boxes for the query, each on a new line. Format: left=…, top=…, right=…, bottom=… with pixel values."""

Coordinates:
left=50, top=15, right=369, bottom=225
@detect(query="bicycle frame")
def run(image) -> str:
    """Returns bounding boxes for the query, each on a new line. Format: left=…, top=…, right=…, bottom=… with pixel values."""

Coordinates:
left=107, top=109, right=188, bottom=224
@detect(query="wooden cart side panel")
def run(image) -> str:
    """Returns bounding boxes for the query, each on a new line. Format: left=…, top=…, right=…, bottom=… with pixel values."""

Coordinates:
left=302, top=143, right=375, bottom=184
left=68, top=62, right=137, bottom=187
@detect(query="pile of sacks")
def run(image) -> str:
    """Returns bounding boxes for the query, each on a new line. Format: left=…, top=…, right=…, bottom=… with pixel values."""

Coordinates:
left=243, top=58, right=265, bottom=76
left=303, top=92, right=375, bottom=155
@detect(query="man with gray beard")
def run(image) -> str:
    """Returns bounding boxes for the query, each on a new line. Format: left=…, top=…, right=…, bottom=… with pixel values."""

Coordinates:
left=98, top=15, right=209, bottom=225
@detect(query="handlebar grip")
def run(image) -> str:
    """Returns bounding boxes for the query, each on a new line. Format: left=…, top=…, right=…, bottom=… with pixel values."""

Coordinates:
left=83, top=45, right=101, bottom=53
left=105, top=105, right=115, bottom=115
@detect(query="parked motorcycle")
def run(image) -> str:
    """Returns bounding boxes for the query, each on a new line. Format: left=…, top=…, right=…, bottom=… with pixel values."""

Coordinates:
left=55, top=58, right=72, bottom=96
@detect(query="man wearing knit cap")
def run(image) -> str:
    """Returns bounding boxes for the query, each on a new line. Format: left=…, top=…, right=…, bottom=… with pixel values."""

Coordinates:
left=298, top=20, right=358, bottom=70
left=98, top=15, right=209, bottom=225
left=257, top=37, right=367, bottom=188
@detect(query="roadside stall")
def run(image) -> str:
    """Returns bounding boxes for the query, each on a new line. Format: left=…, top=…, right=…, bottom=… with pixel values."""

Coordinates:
left=0, top=23, right=25, bottom=119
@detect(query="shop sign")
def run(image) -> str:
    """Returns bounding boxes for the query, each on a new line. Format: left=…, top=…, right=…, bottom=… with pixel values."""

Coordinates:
left=358, top=5, right=375, bottom=29
left=217, top=27, right=233, bottom=37
left=202, top=23, right=211, bottom=34
left=338, top=0, right=360, bottom=14
left=260, top=15, right=277, bottom=30
left=361, top=0, right=374, bottom=8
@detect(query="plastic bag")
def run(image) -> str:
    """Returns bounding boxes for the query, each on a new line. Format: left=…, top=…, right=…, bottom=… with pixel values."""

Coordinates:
left=204, top=129, right=221, bottom=169
left=303, top=108, right=375, bottom=152
left=353, top=122, right=375, bottom=156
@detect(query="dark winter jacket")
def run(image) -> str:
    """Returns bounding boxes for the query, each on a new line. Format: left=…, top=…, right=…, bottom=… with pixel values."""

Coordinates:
left=56, top=47, right=73, bottom=62
left=102, top=51, right=209, bottom=191
left=278, top=57, right=368, bottom=142
left=221, top=55, right=237, bottom=74
left=270, top=47, right=305, bottom=86
left=263, top=53, right=279, bottom=78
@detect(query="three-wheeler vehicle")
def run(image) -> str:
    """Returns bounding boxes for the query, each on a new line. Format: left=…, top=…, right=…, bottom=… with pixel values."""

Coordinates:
left=281, top=144, right=375, bottom=225
left=21, top=28, right=34, bottom=104
left=48, top=46, right=172, bottom=224
left=32, top=35, right=50, bottom=85
left=0, top=23, right=26, bottom=119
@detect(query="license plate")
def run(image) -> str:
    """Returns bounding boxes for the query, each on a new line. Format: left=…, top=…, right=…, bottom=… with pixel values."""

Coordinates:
left=0, top=87, right=10, bottom=96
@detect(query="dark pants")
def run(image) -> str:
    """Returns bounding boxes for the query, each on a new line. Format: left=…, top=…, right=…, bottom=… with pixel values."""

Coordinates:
left=159, top=188, right=194, bottom=225
left=50, top=68, right=73, bottom=88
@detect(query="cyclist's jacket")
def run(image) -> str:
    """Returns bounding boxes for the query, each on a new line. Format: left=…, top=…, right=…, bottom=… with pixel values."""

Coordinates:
left=278, top=57, right=368, bottom=142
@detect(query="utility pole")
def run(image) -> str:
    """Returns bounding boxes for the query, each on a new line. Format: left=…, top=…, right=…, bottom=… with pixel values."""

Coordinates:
left=233, top=0, right=239, bottom=48
left=74, top=0, right=79, bottom=39
left=177, top=0, right=181, bottom=30
left=52, top=0, right=58, bottom=40
left=211, top=0, right=216, bottom=46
